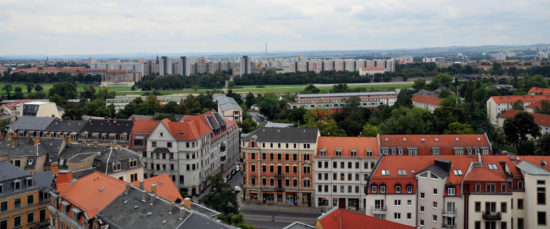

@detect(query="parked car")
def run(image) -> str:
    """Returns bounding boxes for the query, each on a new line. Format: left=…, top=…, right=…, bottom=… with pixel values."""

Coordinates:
left=231, top=169, right=237, bottom=176
left=234, top=186, right=242, bottom=193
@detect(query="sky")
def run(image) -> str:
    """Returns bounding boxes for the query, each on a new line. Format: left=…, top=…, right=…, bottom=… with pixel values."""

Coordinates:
left=0, top=0, right=549, bottom=55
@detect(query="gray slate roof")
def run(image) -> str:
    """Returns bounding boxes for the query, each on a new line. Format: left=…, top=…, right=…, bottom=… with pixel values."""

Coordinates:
left=214, top=96, right=242, bottom=112
left=8, top=116, right=56, bottom=131
left=0, top=161, right=29, bottom=182
left=0, top=137, right=64, bottom=157
left=0, top=162, right=54, bottom=197
left=243, top=127, right=319, bottom=143
left=516, top=160, right=550, bottom=175
left=96, top=187, right=235, bottom=229
left=283, top=222, right=318, bottom=229
left=94, top=147, right=143, bottom=174
left=45, top=120, right=87, bottom=133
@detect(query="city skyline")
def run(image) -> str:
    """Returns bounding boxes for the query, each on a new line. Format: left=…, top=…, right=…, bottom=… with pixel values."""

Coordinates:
left=0, top=0, right=549, bottom=55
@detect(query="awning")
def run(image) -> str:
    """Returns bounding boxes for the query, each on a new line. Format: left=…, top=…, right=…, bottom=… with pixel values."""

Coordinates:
left=321, top=197, right=327, bottom=200
left=333, top=197, right=338, bottom=200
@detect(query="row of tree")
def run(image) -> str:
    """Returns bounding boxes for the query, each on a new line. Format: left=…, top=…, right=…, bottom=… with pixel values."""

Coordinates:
left=2, top=72, right=101, bottom=84
left=136, top=73, right=226, bottom=90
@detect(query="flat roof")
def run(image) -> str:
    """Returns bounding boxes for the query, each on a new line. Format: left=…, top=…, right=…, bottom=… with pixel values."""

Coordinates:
left=297, top=91, right=397, bottom=98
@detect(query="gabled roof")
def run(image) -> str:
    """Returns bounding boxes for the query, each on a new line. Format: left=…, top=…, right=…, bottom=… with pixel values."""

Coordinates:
left=490, top=95, right=550, bottom=104
left=243, top=127, right=319, bottom=143
left=131, top=174, right=183, bottom=203
left=317, top=207, right=415, bottom=229
left=0, top=161, right=29, bottom=182
left=45, top=119, right=87, bottom=133
left=516, top=160, right=550, bottom=175
left=498, top=110, right=550, bottom=127
left=0, top=137, right=64, bottom=157
left=412, top=94, right=442, bottom=106
left=464, top=166, right=507, bottom=182
left=81, top=119, right=134, bottom=135
left=529, top=87, right=550, bottom=95
left=56, top=171, right=127, bottom=218
left=9, top=116, right=56, bottom=131
left=379, top=134, right=490, bottom=148
left=317, top=137, right=379, bottom=158
left=213, top=96, right=242, bottom=112
left=132, top=120, right=160, bottom=134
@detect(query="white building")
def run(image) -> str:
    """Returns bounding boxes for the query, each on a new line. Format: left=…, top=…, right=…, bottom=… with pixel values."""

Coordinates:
left=213, top=96, right=243, bottom=122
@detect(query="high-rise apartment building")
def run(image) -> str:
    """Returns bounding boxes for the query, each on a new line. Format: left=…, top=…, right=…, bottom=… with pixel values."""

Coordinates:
left=240, top=56, right=251, bottom=76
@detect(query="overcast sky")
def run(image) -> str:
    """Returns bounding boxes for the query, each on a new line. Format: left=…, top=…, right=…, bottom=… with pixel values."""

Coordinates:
left=0, top=0, right=549, bottom=55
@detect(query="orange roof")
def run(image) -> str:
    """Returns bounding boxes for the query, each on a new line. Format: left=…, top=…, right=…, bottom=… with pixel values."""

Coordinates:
left=478, top=65, right=492, bottom=69
left=379, top=134, right=491, bottom=155
left=361, top=67, right=386, bottom=70
left=498, top=110, right=550, bottom=127
left=132, top=120, right=159, bottom=134
left=490, top=95, right=550, bottom=104
left=317, top=137, right=379, bottom=158
left=57, top=172, right=126, bottom=218
left=131, top=173, right=183, bottom=203
left=318, top=208, right=415, bottom=229
left=2, top=100, right=31, bottom=110
left=412, top=94, right=442, bottom=106
left=464, top=167, right=507, bottom=182
left=529, top=87, right=550, bottom=95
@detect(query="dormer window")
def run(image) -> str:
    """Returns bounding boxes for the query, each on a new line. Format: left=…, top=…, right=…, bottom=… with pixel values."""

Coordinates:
left=366, top=150, right=373, bottom=157
left=432, top=147, right=440, bottom=155
left=421, top=138, right=425, bottom=143
left=380, top=184, right=386, bottom=194
left=350, top=149, right=357, bottom=157
left=398, top=147, right=403, bottom=155
left=371, top=184, right=378, bottom=193
left=453, top=170, right=463, bottom=176
left=406, top=184, right=413, bottom=193
left=14, top=180, right=21, bottom=190
left=26, top=177, right=33, bottom=187
left=0, top=184, right=3, bottom=194
left=320, top=149, right=327, bottom=157
left=381, top=148, right=389, bottom=155
left=335, top=149, right=342, bottom=157
left=395, top=184, right=402, bottom=193
left=113, top=162, right=122, bottom=171
left=435, top=137, right=439, bottom=142
left=129, top=159, right=138, bottom=168
left=448, top=187, right=456, bottom=196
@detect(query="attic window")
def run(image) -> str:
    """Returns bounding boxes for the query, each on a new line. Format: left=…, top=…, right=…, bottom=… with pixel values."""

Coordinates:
left=384, top=138, right=388, bottom=142
left=435, top=138, right=439, bottom=142
left=129, top=159, right=138, bottom=168
left=402, top=138, right=407, bottom=142
left=113, top=162, right=122, bottom=171
left=26, top=177, right=33, bottom=187
left=27, top=159, right=33, bottom=166
left=350, top=149, right=357, bottom=157
left=14, top=180, right=21, bottom=190
left=488, top=164, right=498, bottom=170
left=398, top=169, right=407, bottom=176
left=335, top=149, right=342, bottom=157
left=320, top=149, right=327, bottom=157
left=421, top=138, right=425, bottom=143
left=453, top=170, right=463, bottom=176
left=543, top=161, right=548, bottom=166
left=381, top=170, right=390, bottom=176
left=455, top=137, right=459, bottom=142
left=477, top=137, right=481, bottom=141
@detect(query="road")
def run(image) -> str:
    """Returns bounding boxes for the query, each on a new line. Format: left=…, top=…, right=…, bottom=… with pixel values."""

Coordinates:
left=228, top=170, right=320, bottom=229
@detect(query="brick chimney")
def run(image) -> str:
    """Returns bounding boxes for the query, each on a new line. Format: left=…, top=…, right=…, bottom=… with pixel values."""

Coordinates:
left=7, top=132, right=12, bottom=140
left=139, top=181, right=144, bottom=190
left=12, top=135, right=18, bottom=147
left=183, top=197, right=191, bottom=210
left=67, top=135, right=72, bottom=145
left=50, top=162, right=59, bottom=175
left=34, top=136, right=40, bottom=146
left=57, top=170, right=73, bottom=183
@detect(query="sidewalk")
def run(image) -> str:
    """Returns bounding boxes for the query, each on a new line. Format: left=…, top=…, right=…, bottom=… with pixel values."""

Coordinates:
left=240, top=201, right=324, bottom=215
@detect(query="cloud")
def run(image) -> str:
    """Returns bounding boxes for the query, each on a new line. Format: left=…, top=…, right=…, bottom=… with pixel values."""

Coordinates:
left=0, top=0, right=548, bottom=55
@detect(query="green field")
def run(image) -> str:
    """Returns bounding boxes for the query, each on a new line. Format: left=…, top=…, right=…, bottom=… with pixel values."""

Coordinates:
left=0, top=82, right=413, bottom=97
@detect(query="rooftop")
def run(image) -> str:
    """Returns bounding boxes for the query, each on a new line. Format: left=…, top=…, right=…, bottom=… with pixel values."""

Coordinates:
left=317, top=207, right=415, bottom=229
left=213, top=96, right=243, bottom=112
left=317, top=137, right=379, bottom=158
left=244, top=127, right=319, bottom=143
left=498, top=110, right=550, bottom=127
left=297, top=91, right=397, bottom=98
left=412, top=94, right=442, bottom=106
left=9, top=116, right=56, bottom=131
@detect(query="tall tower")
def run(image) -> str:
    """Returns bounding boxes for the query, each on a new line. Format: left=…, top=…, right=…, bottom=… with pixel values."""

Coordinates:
left=239, top=56, right=250, bottom=76
left=179, top=56, right=191, bottom=76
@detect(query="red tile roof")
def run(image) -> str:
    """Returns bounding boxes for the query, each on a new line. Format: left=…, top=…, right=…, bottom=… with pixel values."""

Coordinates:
left=529, top=87, right=550, bottom=95
left=131, top=173, right=183, bottom=203
left=317, top=137, right=379, bottom=158
left=379, top=134, right=491, bottom=155
left=361, top=67, right=386, bottom=71
left=2, top=100, right=31, bottom=110
left=56, top=171, right=126, bottom=218
left=464, top=167, right=507, bottom=182
left=132, top=120, right=159, bottom=134
left=498, top=110, right=550, bottom=127
left=412, top=94, right=442, bottom=106
left=490, top=95, right=550, bottom=104
left=318, top=208, right=415, bottom=229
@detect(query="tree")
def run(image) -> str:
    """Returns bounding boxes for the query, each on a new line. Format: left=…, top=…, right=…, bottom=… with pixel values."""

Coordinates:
left=518, top=140, right=536, bottom=155
left=2, top=84, right=12, bottom=98
left=438, top=89, right=452, bottom=98
left=245, top=92, right=256, bottom=108
left=428, top=73, right=453, bottom=90
left=238, top=118, right=258, bottom=133
left=162, top=101, right=179, bottom=114
left=26, top=83, right=33, bottom=93
left=535, top=100, right=550, bottom=115
left=199, top=173, right=239, bottom=221
left=503, top=112, right=541, bottom=151
left=380, top=107, right=435, bottom=134
left=362, top=123, right=380, bottom=137
left=511, top=100, right=524, bottom=111
left=257, top=93, right=286, bottom=120
left=226, top=89, right=243, bottom=105
left=82, top=99, right=113, bottom=117
left=49, top=82, right=77, bottom=102
left=393, top=89, right=413, bottom=108
left=445, top=122, right=474, bottom=134
left=440, top=95, right=458, bottom=108
left=331, top=83, right=349, bottom=93
left=536, top=134, right=550, bottom=156
left=413, top=79, right=426, bottom=91
left=303, top=84, right=320, bottom=94
left=34, top=84, right=43, bottom=92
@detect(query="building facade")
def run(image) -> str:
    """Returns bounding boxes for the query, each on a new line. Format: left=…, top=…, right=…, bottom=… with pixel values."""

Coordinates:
left=241, top=127, right=319, bottom=207
left=289, top=91, right=398, bottom=110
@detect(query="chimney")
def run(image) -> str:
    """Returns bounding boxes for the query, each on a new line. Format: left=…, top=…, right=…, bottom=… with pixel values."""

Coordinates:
left=125, top=184, right=131, bottom=194
left=141, top=189, right=147, bottom=202
left=34, top=136, right=40, bottom=146
left=50, top=162, right=59, bottom=175
left=57, top=170, right=73, bottom=183
left=179, top=206, right=187, bottom=218
left=67, top=135, right=72, bottom=145
left=183, top=197, right=191, bottom=210
left=151, top=193, right=157, bottom=205
left=12, top=135, right=18, bottom=147
left=139, top=181, right=144, bottom=190
left=170, top=202, right=176, bottom=214
left=151, top=184, right=157, bottom=195
left=7, top=132, right=12, bottom=140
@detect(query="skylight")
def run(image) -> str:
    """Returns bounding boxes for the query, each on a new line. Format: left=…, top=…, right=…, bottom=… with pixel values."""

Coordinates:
left=488, top=164, right=498, bottom=170
left=398, top=169, right=407, bottom=176
left=453, top=170, right=463, bottom=176
left=381, top=170, right=390, bottom=176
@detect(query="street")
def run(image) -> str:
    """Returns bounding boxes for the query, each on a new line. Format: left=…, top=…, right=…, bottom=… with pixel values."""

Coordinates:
left=228, top=170, right=321, bottom=229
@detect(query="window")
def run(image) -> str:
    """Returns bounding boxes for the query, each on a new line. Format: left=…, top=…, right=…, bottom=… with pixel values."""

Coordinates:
left=129, top=159, right=138, bottom=168
left=113, top=162, right=122, bottom=171
left=270, top=153, right=274, bottom=160
left=420, top=206, right=424, bottom=212
left=407, top=200, right=412, bottom=206
left=152, top=141, right=156, bottom=147
left=433, top=188, right=438, bottom=195
left=1, top=220, right=7, bottom=229
left=518, top=199, right=524, bottom=209
left=251, top=153, right=256, bottom=160
left=14, top=180, right=21, bottom=190
left=27, top=212, right=34, bottom=223
left=430, top=173, right=438, bottom=179
left=501, top=222, right=507, bottom=229
left=14, top=216, right=21, bottom=227
left=501, top=183, right=507, bottom=192
left=262, top=165, right=266, bottom=172
left=407, top=213, right=411, bottom=219
left=406, top=185, right=413, bottom=193
left=375, top=199, right=384, bottom=209
left=262, top=153, right=266, bottom=160
left=394, top=213, right=401, bottom=219
left=40, top=208, right=46, bottom=221
left=433, top=215, right=437, bottom=222
left=14, top=198, right=21, bottom=208
left=27, top=195, right=34, bottom=204
left=293, top=154, right=297, bottom=160
left=278, top=154, right=282, bottom=160
left=486, top=202, right=497, bottom=212
left=420, top=192, right=425, bottom=199
left=420, top=220, right=424, bottom=226
left=538, top=187, right=546, bottom=205
left=538, top=212, right=547, bottom=226
left=395, top=184, right=401, bottom=193
left=380, top=185, right=386, bottom=193
left=397, top=169, right=406, bottom=176
left=538, top=180, right=546, bottom=185
left=475, top=183, right=481, bottom=192
left=448, top=187, right=456, bottom=196
left=433, top=201, right=438, bottom=208
left=167, top=142, right=172, bottom=148
left=501, top=202, right=507, bottom=213
left=381, top=170, right=390, bottom=176
left=453, top=170, right=463, bottom=176
left=475, top=221, right=481, bottom=229
left=0, top=201, right=6, bottom=212
left=371, top=185, right=378, bottom=194
left=394, top=199, right=401, bottom=206
left=475, top=202, right=481, bottom=212
left=303, top=166, right=310, bottom=174
left=285, top=165, right=289, bottom=173
left=488, top=163, right=498, bottom=170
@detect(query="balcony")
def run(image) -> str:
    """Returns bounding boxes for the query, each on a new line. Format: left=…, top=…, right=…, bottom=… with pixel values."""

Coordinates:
left=371, top=206, right=387, bottom=214
left=482, top=211, right=501, bottom=221
left=442, top=223, right=456, bottom=229
left=442, top=208, right=457, bottom=217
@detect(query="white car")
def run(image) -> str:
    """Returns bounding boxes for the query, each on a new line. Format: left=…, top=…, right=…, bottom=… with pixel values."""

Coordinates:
left=234, top=186, right=242, bottom=192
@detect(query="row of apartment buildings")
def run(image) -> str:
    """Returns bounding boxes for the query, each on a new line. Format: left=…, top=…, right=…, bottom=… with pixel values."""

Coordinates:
left=240, top=127, right=493, bottom=209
